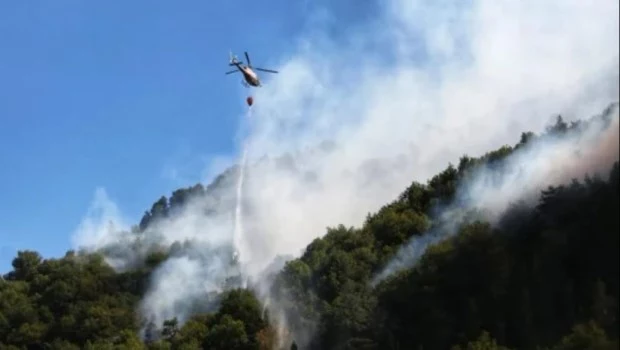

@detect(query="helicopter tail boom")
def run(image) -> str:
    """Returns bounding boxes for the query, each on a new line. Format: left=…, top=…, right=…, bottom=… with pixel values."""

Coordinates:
left=229, top=50, right=241, bottom=65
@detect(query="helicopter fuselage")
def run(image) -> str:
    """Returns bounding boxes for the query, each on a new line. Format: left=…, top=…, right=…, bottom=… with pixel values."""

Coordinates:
left=227, top=52, right=277, bottom=87
left=234, top=63, right=260, bottom=87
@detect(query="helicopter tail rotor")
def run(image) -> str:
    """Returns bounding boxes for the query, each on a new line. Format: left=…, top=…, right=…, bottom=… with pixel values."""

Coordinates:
left=229, top=50, right=241, bottom=66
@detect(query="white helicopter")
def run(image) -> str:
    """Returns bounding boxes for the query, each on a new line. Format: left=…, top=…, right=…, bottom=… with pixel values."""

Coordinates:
left=225, top=51, right=278, bottom=87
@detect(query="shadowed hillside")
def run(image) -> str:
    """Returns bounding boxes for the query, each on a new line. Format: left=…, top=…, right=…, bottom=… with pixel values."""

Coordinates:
left=1, top=103, right=618, bottom=349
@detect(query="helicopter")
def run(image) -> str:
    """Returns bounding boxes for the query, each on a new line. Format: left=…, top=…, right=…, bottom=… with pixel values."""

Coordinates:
left=225, top=51, right=278, bottom=87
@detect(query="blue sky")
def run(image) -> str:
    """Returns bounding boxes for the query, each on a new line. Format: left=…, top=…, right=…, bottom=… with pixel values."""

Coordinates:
left=0, top=1, right=382, bottom=272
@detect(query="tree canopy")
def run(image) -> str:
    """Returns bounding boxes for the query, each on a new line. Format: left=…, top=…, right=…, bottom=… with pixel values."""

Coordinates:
left=1, top=104, right=618, bottom=349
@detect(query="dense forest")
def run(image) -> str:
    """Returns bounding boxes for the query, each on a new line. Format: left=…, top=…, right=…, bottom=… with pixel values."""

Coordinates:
left=1, top=103, right=618, bottom=349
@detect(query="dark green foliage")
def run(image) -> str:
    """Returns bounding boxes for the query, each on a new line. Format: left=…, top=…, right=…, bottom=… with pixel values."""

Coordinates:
left=268, top=104, right=619, bottom=349
left=215, top=289, right=267, bottom=348
left=549, top=320, right=616, bottom=350
left=428, top=163, right=459, bottom=204
left=0, top=252, right=140, bottom=348
left=0, top=103, right=617, bottom=349
left=138, top=184, right=206, bottom=231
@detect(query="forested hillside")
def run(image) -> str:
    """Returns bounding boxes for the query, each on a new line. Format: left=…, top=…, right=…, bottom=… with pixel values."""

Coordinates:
left=1, top=103, right=618, bottom=350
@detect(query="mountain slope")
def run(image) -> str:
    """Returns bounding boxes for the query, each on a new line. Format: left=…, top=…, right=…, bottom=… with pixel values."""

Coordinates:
left=0, top=102, right=618, bottom=349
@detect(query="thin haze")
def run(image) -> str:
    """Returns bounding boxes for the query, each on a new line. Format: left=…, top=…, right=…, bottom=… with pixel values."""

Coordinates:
left=238, top=0, right=619, bottom=275
left=71, top=0, right=619, bottom=339
left=373, top=103, right=620, bottom=285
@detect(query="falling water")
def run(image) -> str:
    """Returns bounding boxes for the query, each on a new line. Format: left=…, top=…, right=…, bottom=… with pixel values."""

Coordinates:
left=232, top=106, right=251, bottom=287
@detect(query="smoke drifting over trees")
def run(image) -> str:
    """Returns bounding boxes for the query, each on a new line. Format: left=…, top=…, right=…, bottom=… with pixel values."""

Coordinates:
left=1, top=103, right=618, bottom=349
left=1, top=0, right=619, bottom=348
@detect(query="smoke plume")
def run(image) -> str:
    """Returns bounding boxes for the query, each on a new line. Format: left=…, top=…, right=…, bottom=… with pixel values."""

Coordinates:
left=372, top=103, right=620, bottom=285
left=71, top=0, right=619, bottom=345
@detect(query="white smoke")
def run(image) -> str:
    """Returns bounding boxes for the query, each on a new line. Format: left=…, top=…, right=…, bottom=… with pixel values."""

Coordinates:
left=73, top=179, right=242, bottom=329
left=230, top=105, right=256, bottom=284
left=240, top=0, right=619, bottom=276
left=373, top=104, right=620, bottom=285
left=70, top=0, right=619, bottom=345
left=133, top=194, right=244, bottom=328
left=71, top=187, right=131, bottom=252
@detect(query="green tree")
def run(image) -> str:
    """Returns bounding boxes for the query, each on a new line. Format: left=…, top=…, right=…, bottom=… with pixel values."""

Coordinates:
left=551, top=321, right=614, bottom=350
left=203, top=315, right=249, bottom=350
